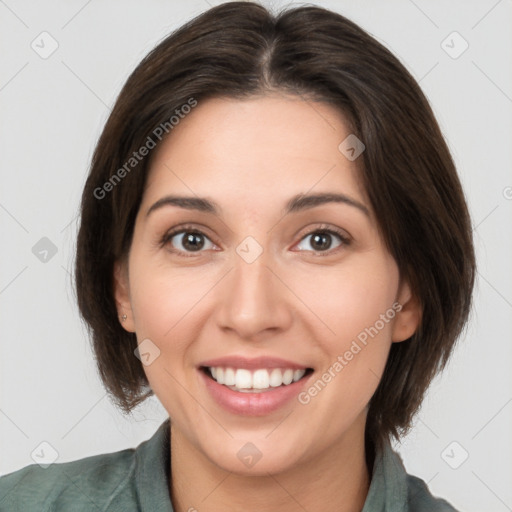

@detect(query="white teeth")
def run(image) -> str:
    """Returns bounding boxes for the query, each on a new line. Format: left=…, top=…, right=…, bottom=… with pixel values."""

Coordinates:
left=207, top=366, right=308, bottom=391
left=269, top=368, right=283, bottom=387
left=282, top=369, right=294, bottom=385
left=252, top=369, right=270, bottom=389
left=294, top=369, right=306, bottom=382
left=224, top=367, right=236, bottom=386
left=235, top=369, right=252, bottom=389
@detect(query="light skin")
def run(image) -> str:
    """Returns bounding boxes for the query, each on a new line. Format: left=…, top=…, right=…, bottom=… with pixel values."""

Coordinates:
left=114, top=94, right=421, bottom=512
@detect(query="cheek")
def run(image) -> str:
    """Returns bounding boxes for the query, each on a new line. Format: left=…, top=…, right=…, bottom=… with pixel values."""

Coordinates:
left=288, top=255, right=399, bottom=344
left=127, top=259, right=223, bottom=400
left=128, top=265, right=206, bottom=404
left=293, top=263, right=399, bottom=419
left=130, top=261, right=214, bottom=339
left=288, top=255, right=399, bottom=408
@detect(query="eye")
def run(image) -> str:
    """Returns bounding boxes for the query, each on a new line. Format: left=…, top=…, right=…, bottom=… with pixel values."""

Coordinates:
left=294, top=228, right=350, bottom=254
left=160, top=225, right=350, bottom=256
left=161, top=227, right=216, bottom=255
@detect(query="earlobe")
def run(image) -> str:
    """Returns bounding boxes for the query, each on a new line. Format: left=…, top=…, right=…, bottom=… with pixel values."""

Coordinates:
left=391, top=280, right=422, bottom=343
left=113, top=260, right=136, bottom=333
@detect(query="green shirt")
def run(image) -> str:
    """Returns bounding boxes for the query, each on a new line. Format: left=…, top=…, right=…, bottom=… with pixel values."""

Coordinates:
left=0, top=418, right=458, bottom=511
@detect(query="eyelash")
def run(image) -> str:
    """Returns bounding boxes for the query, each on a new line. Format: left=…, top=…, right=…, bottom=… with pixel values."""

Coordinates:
left=159, top=223, right=351, bottom=258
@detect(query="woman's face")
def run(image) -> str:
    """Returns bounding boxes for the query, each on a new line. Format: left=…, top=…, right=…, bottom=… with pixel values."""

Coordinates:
left=115, top=95, right=419, bottom=475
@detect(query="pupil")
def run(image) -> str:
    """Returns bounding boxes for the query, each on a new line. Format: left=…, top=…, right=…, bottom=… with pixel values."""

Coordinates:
left=183, top=232, right=204, bottom=251
left=312, top=233, right=331, bottom=251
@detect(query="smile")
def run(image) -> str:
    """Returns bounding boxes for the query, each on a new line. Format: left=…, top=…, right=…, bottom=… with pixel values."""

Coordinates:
left=203, top=366, right=313, bottom=393
left=198, top=356, right=315, bottom=416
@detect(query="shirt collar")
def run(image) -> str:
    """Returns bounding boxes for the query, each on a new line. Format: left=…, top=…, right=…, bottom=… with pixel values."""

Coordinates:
left=135, top=417, right=174, bottom=511
left=135, top=418, right=408, bottom=512
left=362, top=437, right=409, bottom=511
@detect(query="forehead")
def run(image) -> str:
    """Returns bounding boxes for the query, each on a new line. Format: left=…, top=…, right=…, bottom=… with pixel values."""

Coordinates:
left=142, top=95, right=368, bottom=212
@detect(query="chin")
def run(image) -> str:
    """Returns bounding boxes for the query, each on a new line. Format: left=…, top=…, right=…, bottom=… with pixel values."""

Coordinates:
left=201, top=437, right=308, bottom=477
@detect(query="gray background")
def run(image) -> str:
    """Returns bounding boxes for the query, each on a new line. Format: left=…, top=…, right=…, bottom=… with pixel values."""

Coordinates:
left=1, top=1, right=511, bottom=510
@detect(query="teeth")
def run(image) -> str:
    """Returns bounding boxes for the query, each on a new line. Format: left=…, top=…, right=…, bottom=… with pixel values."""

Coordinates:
left=207, top=366, right=307, bottom=391
left=293, top=369, right=305, bottom=382
left=252, top=369, right=269, bottom=389
left=235, top=369, right=252, bottom=389
left=269, top=369, right=283, bottom=387
left=282, top=369, right=294, bottom=385
left=224, top=367, right=236, bottom=386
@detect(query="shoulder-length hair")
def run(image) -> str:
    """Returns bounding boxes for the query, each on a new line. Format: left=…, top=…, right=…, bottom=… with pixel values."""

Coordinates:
left=75, top=1, right=475, bottom=452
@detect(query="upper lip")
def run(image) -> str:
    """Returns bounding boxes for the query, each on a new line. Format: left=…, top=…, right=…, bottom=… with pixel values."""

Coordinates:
left=199, top=355, right=312, bottom=371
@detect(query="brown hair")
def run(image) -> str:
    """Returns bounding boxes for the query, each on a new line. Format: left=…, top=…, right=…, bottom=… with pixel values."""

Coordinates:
left=75, top=1, right=475, bottom=452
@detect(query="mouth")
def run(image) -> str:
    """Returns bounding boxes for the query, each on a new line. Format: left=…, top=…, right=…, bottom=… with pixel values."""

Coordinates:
left=200, top=366, right=314, bottom=393
left=197, top=355, right=315, bottom=415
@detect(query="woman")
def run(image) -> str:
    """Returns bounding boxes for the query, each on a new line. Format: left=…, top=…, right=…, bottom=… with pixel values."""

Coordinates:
left=0, top=2, right=475, bottom=510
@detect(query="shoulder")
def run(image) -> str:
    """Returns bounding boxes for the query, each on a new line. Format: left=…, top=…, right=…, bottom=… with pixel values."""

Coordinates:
left=0, top=447, right=137, bottom=511
left=405, top=474, right=460, bottom=512
left=368, top=438, right=461, bottom=512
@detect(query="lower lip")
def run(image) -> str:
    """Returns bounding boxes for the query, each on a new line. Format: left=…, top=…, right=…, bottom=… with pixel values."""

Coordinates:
left=199, top=368, right=313, bottom=416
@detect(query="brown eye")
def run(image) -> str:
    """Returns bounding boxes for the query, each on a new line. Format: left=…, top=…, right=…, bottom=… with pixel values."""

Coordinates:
left=309, top=232, right=333, bottom=251
left=164, top=230, right=215, bottom=253
left=181, top=232, right=206, bottom=251
left=295, top=229, right=349, bottom=253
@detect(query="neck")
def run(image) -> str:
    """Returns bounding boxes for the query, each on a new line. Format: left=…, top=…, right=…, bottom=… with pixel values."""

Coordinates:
left=169, top=415, right=372, bottom=512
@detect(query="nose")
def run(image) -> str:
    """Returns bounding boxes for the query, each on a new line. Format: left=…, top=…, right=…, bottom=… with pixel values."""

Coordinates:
left=215, top=251, right=293, bottom=341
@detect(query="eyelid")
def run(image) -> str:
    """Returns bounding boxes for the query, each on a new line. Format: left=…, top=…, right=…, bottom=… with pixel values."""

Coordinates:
left=292, top=222, right=350, bottom=241
left=159, top=224, right=220, bottom=253
left=291, top=224, right=352, bottom=255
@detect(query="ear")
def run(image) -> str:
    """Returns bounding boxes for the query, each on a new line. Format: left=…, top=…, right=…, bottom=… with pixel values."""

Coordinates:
left=113, top=259, right=136, bottom=333
left=391, top=279, right=422, bottom=343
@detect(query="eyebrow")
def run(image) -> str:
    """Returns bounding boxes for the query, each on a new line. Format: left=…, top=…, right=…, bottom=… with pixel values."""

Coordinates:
left=146, top=192, right=369, bottom=217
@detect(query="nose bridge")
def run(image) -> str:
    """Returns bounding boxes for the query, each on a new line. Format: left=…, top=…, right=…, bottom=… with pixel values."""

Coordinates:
left=216, top=243, right=292, bottom=338
left=233, top=249, right=272, bottom=302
